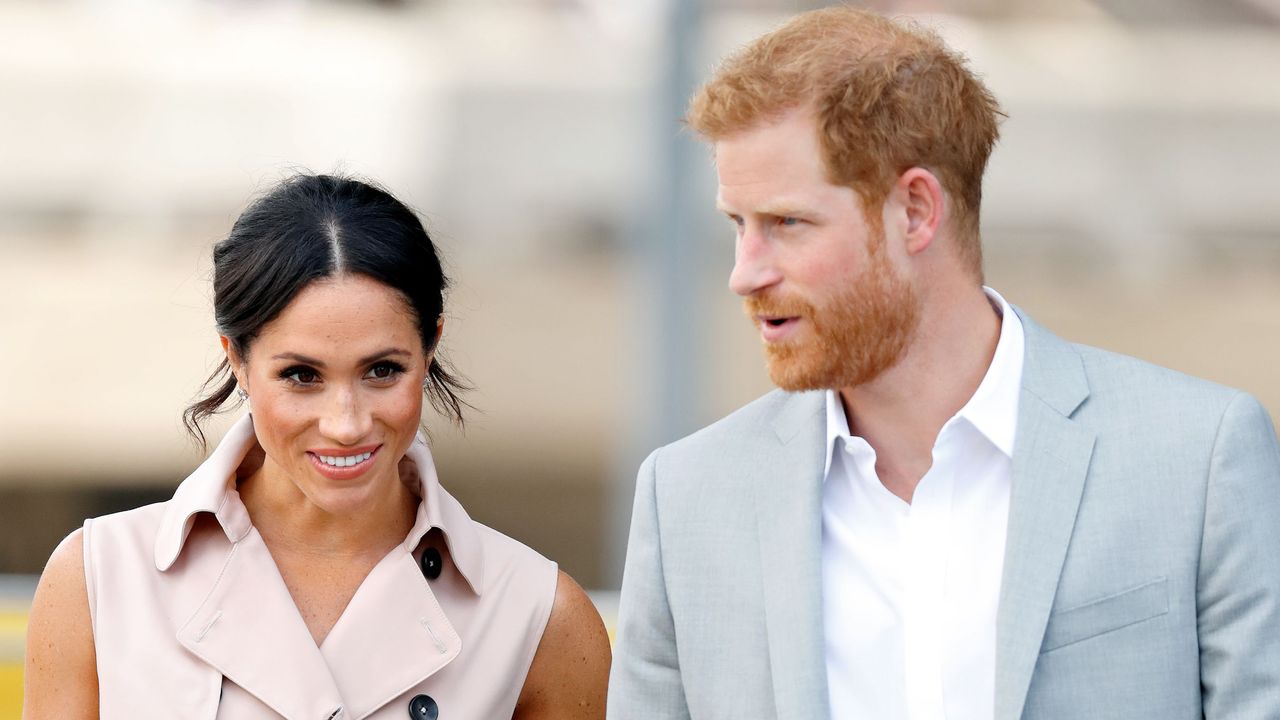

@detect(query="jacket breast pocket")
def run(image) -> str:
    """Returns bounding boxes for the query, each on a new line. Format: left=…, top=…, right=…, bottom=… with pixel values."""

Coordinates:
left=1041, top=576, right=1169, bottom=653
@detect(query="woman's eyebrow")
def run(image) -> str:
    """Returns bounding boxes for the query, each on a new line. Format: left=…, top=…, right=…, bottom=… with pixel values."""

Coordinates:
left=270, top=348, right=413, bottom=367
left=357, top=348, right=412, bottom=365
left=272, top=352, right=325, bottom=367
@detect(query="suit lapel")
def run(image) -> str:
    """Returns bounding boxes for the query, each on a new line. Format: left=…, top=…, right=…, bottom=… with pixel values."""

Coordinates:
left=753, top=391, right=830, bottom=720
left=995, top=311, right=1096, bottom=720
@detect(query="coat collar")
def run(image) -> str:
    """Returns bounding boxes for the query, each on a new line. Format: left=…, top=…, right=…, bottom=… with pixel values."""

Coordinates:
left=758, top=389, right=832, bottom=720
left=153, top=414, right=485, bottom=594
left=994, top=307, right=1095, bottom=720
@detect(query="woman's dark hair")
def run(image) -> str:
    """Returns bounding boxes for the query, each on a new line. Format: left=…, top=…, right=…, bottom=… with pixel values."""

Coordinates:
left=183, top=173, right=469, bottom=448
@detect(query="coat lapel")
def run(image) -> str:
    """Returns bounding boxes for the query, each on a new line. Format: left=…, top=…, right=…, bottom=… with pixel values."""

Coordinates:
left=177, top=533, right=463, bottom=720
left=753, top=391, right=831, bottom=720
left=319, top=437, right=473, bottom=720
left=160, top=415, right=343, bottom=718
left=995, top=311, right=1096, bottom=720
left=177, top=526, right=347, bottom=719
left=319, top=548, right=462, bottom=719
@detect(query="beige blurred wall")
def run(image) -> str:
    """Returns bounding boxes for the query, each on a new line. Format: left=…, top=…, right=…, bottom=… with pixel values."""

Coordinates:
left=2, top=0, right=1279, bottom=588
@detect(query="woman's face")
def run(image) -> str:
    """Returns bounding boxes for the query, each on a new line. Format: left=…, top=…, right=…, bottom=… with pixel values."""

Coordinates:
left=227, top=273, right=434, bottom=517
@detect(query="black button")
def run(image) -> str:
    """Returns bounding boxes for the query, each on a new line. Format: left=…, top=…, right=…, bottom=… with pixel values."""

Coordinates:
left=420, top=547, right=443, bottom=581
left=408, top=694, right=438, bottom=719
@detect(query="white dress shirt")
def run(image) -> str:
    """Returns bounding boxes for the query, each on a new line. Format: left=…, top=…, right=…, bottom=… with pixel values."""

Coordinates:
left=822, top=287, right=1024, bottom=720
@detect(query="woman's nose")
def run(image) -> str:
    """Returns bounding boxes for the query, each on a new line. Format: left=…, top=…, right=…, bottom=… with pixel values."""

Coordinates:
left=318, top=387, right=372, bottom=444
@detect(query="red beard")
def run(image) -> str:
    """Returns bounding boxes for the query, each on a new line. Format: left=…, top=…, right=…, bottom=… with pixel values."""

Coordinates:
left=744, top=236, right=919, bottom=391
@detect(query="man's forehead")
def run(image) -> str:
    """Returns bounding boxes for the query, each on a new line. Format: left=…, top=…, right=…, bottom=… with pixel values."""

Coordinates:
left=715, top=119, right=826, bottom=178
left=715, top=158, right=842, bottom=217
left=715, top=191, right=814, bottom=217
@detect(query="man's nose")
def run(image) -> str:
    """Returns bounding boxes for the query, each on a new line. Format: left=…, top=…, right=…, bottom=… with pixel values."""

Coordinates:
left=728, top=226, right=783, bottom=296
left=318, top=386, right=373, bottom=445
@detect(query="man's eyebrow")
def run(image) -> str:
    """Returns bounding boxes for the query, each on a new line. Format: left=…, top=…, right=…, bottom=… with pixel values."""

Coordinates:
left=271, top=348, right=412, bottom=367
left=759, top=204, right=809, bottom=218
left=715, top=203, right=812, bottom=218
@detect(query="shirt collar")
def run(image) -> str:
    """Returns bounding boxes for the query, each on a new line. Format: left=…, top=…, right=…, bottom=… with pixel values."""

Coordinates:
left=153, top=414, right=485, bottom=595
left=957, top=286, right=1024, bottom=458
left=824, top=286, right=1024, bottom=476
left=823, top=387, right=854, bottom=477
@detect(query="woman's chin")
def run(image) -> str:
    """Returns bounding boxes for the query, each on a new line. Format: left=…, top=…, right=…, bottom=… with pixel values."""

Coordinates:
left=301, top=473, right=387, bottom=516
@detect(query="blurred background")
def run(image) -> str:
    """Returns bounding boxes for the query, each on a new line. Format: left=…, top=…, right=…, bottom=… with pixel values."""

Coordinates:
left=2, top=0, right=1279, bottom=711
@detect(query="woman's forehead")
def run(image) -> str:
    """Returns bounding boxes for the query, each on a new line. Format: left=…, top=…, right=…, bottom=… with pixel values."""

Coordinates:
left=251, top=275, right=424, bottom=361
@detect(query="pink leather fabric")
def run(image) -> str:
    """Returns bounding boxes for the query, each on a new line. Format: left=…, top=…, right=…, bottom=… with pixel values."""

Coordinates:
left=83, top=415, right=557, bottom=719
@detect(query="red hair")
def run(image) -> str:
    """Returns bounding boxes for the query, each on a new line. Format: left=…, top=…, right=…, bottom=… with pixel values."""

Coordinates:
left=687, top=7, right=1003, bottom=276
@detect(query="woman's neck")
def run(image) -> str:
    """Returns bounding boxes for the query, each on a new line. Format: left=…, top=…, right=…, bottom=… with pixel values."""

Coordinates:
left=235, top=454, right=418, bottom=560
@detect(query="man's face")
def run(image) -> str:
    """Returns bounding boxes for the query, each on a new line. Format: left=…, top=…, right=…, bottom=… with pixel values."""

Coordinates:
left=716, top=108, right=919, bottom=391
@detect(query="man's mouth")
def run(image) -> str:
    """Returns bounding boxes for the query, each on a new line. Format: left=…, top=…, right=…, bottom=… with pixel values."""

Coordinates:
left=758, top=315, right=801, bottom=341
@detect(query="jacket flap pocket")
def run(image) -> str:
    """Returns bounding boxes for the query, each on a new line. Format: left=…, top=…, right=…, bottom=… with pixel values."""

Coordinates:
left=1041, top=576, right=1169, bottom=653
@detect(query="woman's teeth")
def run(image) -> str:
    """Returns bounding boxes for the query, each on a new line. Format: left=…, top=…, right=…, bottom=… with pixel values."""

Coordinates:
left=317, top=451, right=372, bottom=468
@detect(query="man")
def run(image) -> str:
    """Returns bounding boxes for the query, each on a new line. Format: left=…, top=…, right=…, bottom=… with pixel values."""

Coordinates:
left=608, top=7, right=1280, bottom=720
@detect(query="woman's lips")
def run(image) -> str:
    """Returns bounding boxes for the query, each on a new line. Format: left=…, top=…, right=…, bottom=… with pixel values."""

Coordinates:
left=307, top=444, right=381, bottom=480
left=758, top=316, right=801, bottom=343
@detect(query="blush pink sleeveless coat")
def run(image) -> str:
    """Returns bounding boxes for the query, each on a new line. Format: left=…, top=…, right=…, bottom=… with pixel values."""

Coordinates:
left=82, top=415, right=557, bottom=719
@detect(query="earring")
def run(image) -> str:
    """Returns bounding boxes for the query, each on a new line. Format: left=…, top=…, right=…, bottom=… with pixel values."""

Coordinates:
left=421, top=377, right=430, bottom=391
left=236, top=387, right=249, bottom=402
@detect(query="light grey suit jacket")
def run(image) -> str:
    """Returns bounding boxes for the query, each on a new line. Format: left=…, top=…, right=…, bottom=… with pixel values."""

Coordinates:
left=608, top=310, right=1280, bottom=719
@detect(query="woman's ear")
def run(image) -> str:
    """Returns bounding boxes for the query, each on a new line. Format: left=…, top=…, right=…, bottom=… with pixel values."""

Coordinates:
left=427, top=317, right=444, bottom=361
left=220, top=335, right=248, bottom=389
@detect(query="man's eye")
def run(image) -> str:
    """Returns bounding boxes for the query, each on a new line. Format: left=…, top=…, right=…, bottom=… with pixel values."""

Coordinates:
left=779, top=216, right=799, bottom=226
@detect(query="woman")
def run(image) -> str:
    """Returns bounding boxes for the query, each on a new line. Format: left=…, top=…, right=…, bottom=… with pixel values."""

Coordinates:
left=23, top=174, right=611, bottom=718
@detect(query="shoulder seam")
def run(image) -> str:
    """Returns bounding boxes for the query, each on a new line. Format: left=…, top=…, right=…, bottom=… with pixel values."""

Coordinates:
left=81, top=518, right=97, bottom=638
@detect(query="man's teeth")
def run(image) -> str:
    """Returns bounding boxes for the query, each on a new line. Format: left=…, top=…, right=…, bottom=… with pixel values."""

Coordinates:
left=317, top=451, right=373, bottom=468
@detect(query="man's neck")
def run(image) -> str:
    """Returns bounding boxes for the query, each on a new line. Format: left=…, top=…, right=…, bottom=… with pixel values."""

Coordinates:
left=838, top=284, right=1002, bottom=503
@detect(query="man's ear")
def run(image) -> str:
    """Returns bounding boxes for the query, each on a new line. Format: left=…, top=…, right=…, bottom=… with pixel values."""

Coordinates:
left=891, top=167, right=944, bottom=257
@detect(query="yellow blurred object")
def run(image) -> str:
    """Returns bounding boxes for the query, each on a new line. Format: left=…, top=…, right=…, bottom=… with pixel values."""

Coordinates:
left=0, top=608, right=25, bottom=719
left=0, top=664, right=20, bottom=720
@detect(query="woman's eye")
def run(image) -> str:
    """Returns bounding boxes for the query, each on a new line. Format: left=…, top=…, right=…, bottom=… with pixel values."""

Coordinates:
left=281, top=367, right=319, bottom=385
left=366, top=362, right=404, bottom=381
